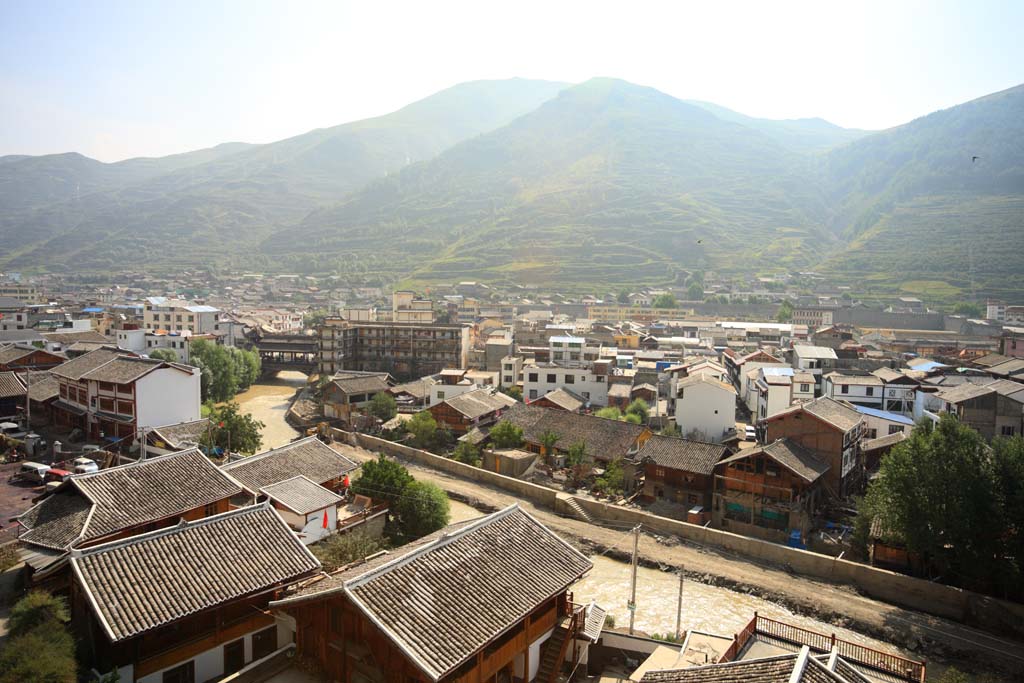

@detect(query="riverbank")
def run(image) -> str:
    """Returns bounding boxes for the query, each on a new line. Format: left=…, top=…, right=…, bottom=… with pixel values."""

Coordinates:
left=233, top=371, right=306, bottom=449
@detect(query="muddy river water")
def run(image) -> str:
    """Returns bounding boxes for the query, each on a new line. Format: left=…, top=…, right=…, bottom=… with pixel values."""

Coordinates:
left=233, top=371, right=305, bottom=448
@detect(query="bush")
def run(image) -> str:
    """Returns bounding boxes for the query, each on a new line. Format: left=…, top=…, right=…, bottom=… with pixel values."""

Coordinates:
left=407, top=411, right=438, bottom=449
left=368, top=392, right=397, bottom=422
left=312, top=531, right=384, bottom=571
left=0, top=592, right=76, bottom=683
left=8, top=591, right=69, bottom=637
left=626, top=398, right=649, bottom=423
left=391, top=481, right=450, bottom=544
left=489, top=420, right=524, bottom=449
left=453, top=441, right=481, bottom=467
left=0, top=543, right=19, bottom=572
left=352, top=455, right=414, bottom=508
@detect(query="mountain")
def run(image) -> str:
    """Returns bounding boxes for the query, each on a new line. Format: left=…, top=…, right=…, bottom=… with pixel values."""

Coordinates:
left=817, top=83, right=1024, bottom=299
left=268, top=78, right=834, bottom=285
left=684, top=100, right=870, bottom=152
left=0, top=78, right=568, bottom=271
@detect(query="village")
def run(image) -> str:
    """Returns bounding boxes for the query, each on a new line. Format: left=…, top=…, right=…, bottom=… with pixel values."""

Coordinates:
left=1, top=272, right=1024, bottom=683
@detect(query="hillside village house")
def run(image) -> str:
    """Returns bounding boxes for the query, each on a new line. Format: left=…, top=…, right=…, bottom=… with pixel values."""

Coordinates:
left=712, top=439, right=830, bottom=543
left=790, top=345, right=838, bottom=394
left=635, top=435, right=731, bottom=511
left=142, top=296, right=219, bottom=333
left=430, top=368, right=498, bottom=407
left=70, top=504, right=320, bottom=683
left=763, top=397, right=864, bottom=498
left=854, top=406, right=915, bottom=440
left=870, top=367, right=920, bottom=414
left=522, top=360, right=610, bottom=405
left=16, top=448, right=242, bottom=591
left=322, top=371, right=393, bottom=422
left=0, top=370, right=25, bottom=420
left=0, top=295, right=29, bottom=331
left=501, top=403, right=651, bottom=464
left=530, top=386, right=587, bottom=413
left=428, top=387, right=518, bottom=434
left=318, top=317, right=471, bottom=380
left=145, top=418, right=211, bottom=456
left=50, top=348, right=200, bottom=441
left=0, top=344, right=66, bottom=372
left=671, top=373, right=736, bottom=442
left=934, top=379, right=1024, bottom=439
left=220, top=436, right=361, bottom=501
left=723, top=348, right=788, bottom=399
left=270, top=505, right=596, bottom=683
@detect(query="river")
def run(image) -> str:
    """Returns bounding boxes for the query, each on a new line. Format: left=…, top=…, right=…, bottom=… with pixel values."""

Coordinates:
left=234, top=371, right=306, bottom=449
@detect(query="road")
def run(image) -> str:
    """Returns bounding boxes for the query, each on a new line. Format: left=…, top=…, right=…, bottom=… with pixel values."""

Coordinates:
left=333, top=441, right=1024, bottom=680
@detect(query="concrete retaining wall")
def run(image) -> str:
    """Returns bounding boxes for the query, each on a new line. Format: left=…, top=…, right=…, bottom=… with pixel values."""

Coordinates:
left=338, top=429, right=1024, bottom=637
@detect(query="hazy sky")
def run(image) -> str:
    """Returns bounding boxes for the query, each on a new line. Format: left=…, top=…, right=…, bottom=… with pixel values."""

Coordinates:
left=2, top=0, right=1022, bottom=162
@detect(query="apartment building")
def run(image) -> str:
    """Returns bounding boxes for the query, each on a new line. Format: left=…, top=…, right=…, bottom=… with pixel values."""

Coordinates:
left=318, top=318, right=471, bottom=380
left=143, top=297, right=219, bottom=333
left=522, top=360, right=610, bottom=405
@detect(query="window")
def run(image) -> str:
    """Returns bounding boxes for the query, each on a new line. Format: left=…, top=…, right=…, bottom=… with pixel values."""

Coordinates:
left=1002, top=425, right=1017, bottom=436
left=582, top=391, right=590, bottom=399
left=546, top=374, right=556, bottom=384
left=503, top=375, right=512, bottom=384
left=841, top=385, right=849, bottom=394
left=864, top=428, right=877, bottom=439
left=436, top=391, right=445, bottom=400
left=888, top=425, right=904, bottom=435
left=564, top=374, right=575, bottom=384
left=162, top=661, right=195, bottom=683
left=528, top=373, right=538, bottom=382
left=251, top=626, right=278, bottom=660
left=529, top=390, right=537, bottom=399
left=655, top=468, right=666, bottom=477
left=800, top=384, right=810, bottom=392
left=866, top=387, right=874, bottom=396
left=204, top=502, right=218, bottom=517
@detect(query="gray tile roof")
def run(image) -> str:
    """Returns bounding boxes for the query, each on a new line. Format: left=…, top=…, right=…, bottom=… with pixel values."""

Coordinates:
left=640, top=650, right=858, bottom=683
left=934, top=382, right=995, bottom=404
left=80, top=356, right=168, bottom=384
left=537, top=387, right=585, bottom=412
left=862, top=431, right=908, bottom=452
left=150, top=418, right=211, bottom=449
left=331, top=371, right=392, bottom=396
left=274, top=504, right=592, bottom=681
left=41, top=329, right=109, bottom=345
left=17, top=448, right=242, bottom=550
left=0, top=370, right=25, bottom=398
left=719, top=439, right=830, bottom=484
left=50, top=348, right=125, bottom=381
left=71, top=504, right=320, bottom=642
left=441, top=388, right=518, bottom=420
left=501, top=403, right=647, bottom=462
left=824, top=372, right=882, bottom=386
left=24, top=371, right=59, bottom=402
left=768, top=397, right=862, bottom=433
left=260, top=475, right=343, bottom=515
left=638, top=435, right=730, bottom=476
left=221, top=436, right=359, bottom=494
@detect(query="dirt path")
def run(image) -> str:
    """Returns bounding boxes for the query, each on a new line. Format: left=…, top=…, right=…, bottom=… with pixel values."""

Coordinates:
left=334, top=443, right=1024, bottom=679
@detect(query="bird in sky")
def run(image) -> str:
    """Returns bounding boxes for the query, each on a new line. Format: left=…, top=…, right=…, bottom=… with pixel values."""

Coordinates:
left=972, top=155, right=981, bottom=163
left=696, top=239, right=703, bottom=244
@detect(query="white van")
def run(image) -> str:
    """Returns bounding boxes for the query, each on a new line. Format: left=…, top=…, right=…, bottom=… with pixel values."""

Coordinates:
left=17, top=462, right=50, bottom=484
left=73, top=457, right=100, bottom=474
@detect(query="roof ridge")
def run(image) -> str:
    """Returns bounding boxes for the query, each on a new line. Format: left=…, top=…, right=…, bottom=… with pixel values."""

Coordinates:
left=221, top=435, right=321, bottom=467
left=344, top=504, right=523, bottom=589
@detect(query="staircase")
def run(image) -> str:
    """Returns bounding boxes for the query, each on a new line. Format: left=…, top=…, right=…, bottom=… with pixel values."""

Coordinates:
left=535, top=624, right=569, bottom=683
left=559, top=494, right=595, bottom=524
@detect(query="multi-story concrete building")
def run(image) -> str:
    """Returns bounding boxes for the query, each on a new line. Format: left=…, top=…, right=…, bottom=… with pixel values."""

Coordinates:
left=822, top=372, right=884, bottom=409
left=0, top=296, right=29, bottom=331
left=522, top=360, right=609, bottom=405
left=318, top=318, right=471, bottom=380
left=143, top=297, right=219, bottom=334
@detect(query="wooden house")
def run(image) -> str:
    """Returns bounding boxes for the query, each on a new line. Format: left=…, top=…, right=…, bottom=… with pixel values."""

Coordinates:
left=0, top=344, right=66, bottom=372
left=635, top=435, right=730, bottom=509
left=427, top=387, right=518, bottom=434
left=271, top=505, right=595, bottom=683
left=712, top=439, right=830, bottom=543
left=220, top=435, right=360, bottom=501
left=500, top=403, right=652, bottom=464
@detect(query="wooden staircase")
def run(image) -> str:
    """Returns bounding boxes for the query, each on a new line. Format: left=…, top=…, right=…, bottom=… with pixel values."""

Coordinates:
left=536, top=623, right=570, bottom=683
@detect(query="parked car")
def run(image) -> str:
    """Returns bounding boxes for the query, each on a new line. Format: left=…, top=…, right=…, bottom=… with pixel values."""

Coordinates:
left=81, top=444, right=103, bottom=454
left=45, top=468, right=74, bottom=484
left=15, top=461, right=50, bottom=484
left=0, top=421, right=27, bottom=440
left=72, top=457, right=99, bottom=474
left=745, top=425, right=757, bottom=442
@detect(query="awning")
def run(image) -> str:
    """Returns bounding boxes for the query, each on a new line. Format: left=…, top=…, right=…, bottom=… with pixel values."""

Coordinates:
left=95, top=410, right=134, bottom=425
left=52, top=399, right=87, bottom=416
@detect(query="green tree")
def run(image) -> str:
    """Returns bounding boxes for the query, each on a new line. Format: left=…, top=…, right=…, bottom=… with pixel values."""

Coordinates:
left=992, top=436, right=1024, bottom=591
left=202, top=401, right=264, bottom=454
left=499, top=385, right=523, bottom=401
left=452, top=441, right=481, bottom=466
left=626, top=398, right=649, bottom=423
left=368, top=392, right=398, bottom=422
left=311, top=530, right=383, bottom=571
left=616, top=289, right=631, bottom=304
left=686, top=282, right=703, bottom=301
left=8, top=591, right=69, bottom=637
left=594, top=457, right=625, bottom=496
left=392, top=480, right=450, bottom=543
left=862, top=415, right=1004, bottom=592
left=565, top=441, right=590, bottom=487
left=489, top=420, right=524, bottom=449
left=407, top=411, right=438, bottom=449
left=952, top=301, right=983, bottom=317
left=538, top=429, right=560, bottom=456
left=623, top=412, right=643, bottom=425
left=776, top=300, right=794, bottom=323
left=652, top=292, right=678, bottom=309
left=303, top=308, right=330, bottom=329
left=595, top=407, right=622, bottom=420
left=351, top=455, right=414, bottom=507
left=659, top=423, right=681, bottom=437
left=148, top=348, right=179, bottom=362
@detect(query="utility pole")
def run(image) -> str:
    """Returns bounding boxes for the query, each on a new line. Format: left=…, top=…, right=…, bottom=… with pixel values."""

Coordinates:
left=628, top=524, right=640, bottom=634
left=675, top=568, right=684, bottom=640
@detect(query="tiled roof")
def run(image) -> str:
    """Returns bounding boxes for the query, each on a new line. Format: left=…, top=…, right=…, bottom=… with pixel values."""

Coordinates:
left=767, top=397, right=862, bottom=432
left=25, top=371, right=59, bottom=402
left=676, top=373, right=736, bottom=394
left=501, top=403, right=647, bottom=462
left=0, top=344, right=39, bottom=365
left=793, top=345, right=838, bottom=360
left=71, top=504, right=320, bottom=642
left=935, top=382, right=995, bottom=404
left=824, top=372, right=882, bottom=386
left=150, top=418, right=211, bottom=449
left=862, top=431, right=908, bottom=452
left=17, top=448, right=242, bottom=550
left=719, top=439, right=829, bottom=483
left=81, top=356, right=167, bottom=384
left=389, top=377, right=437, bottom=400
left=640, top=648, right=860, bottom=683
left=50, top=348, right=125, bottom=381
left=441, top=388, right=518, bottom=420
left=535, top=387, right=585, bottom=412
left=0, top=370, right=25, bottom=398
left=331, top=372, right=391, bottom=396
left=260, top=475, right=343, bottom=514
left=638, top=435, right=729, bottom=476
left=273, top=505, right=592, bottom=681
left=221, top=436, right=359, bottom=494
left=41, top=330, right=109, bottom=345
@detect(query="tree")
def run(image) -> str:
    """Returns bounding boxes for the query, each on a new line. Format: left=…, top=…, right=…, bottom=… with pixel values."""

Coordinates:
left=303, top=307, right=330, bottom=329
left=595, top=407, right=622, bottom=420
left=407, top=411, right=438, bottom=449
left=616, top=289, right=631, bottom=304
left=776, top=300, right=794, bottom=323
left=626, top=398, right=649, bottom=423
left=202, top=401, right=264, bottom=454
left=623, top=412, right=643, bottom=425
left=368, top=392, right=398, bottom=422
left=499, top=385, right=523, bottom=401
left=8, top=591, right=69, bottom=637
left=351, top=455, right=413, bottom=507
left=392, top=480, right=450, bottom=543
left=594, top=457, right=625, bottom=496
left=453, top=441, right=481, bottom=467
left=659, top=423, right=681, bottom=437
left=538, top=429, right=560, bottom=456
left=489, top=420, right=524, bottom=449
left=0, top=592, right=76, bottom=683
left=565, top=441, right=590, bottom=488
left=189, top=339, right=261, bottom=401
left=652, top=292, right=677, bottom=309
left=148, top=348, right=179, bottom=362
left=312, top=530, right=383, bottom=571
left=861, top=415, right=1004, bottom=592
left=952, top=301, right=983, bottom=317
left=686, top=282, right=703, bottom=301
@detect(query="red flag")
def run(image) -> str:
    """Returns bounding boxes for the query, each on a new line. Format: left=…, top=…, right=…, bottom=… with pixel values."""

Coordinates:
left=219, top=421, right=225, bottom=428
left=322, top=509, right=329, bottom=529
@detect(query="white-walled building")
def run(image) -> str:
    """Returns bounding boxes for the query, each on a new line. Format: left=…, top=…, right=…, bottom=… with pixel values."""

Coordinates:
left=523, top=361, right=609, bottom=406
left=143, top=297, right=219, bottom=334
left=791, top=345, right=838, bottom=394
left=672, top=373, right=737, bottom=442
left=855, top=405, right=915, bottom=440
left=500, top=355, right=523, bottom=389
left=754, top=371, right=793, bottom=421
left=822, top=372, right=884, bottom=409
